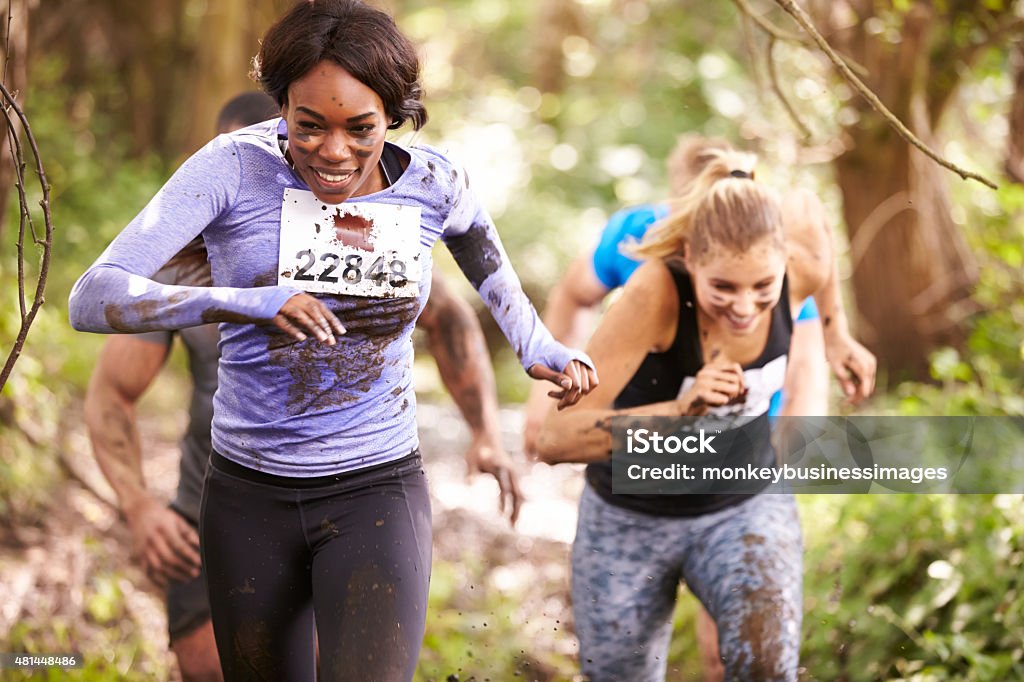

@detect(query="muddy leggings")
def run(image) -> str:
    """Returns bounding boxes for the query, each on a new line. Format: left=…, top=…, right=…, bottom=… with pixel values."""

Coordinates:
left=572, top=485, right=803, bottom=682
left=200, top=450, right=432, bottom=682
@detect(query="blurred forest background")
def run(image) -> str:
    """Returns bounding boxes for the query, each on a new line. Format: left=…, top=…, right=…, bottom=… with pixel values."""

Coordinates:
left=1, top=0, right=1023, bottom=679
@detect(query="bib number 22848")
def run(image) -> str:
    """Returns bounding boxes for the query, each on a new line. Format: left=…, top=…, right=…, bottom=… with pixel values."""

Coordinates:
left=293, top=251, right=408, bottom=287
left=278, top=189, right=421, bottom=298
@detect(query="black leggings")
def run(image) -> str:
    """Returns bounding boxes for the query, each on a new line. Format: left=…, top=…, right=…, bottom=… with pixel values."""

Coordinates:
left=200, top=450, right=432, bottom=682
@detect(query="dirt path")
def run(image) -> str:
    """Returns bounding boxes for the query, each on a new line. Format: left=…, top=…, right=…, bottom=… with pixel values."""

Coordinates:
left=0, top=399, right=588, bottom=680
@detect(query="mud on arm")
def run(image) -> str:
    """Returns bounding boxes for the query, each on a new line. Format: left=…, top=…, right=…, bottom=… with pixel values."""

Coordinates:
left=68, top=135, right=299, bottom=334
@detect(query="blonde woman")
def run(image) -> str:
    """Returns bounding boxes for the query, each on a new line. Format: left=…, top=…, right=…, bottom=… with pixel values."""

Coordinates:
left=538, top=150, right=873, bottom=681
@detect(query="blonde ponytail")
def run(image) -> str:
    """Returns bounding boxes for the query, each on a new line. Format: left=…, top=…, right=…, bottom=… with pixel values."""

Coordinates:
left=630, top=149, right=782, bottom=263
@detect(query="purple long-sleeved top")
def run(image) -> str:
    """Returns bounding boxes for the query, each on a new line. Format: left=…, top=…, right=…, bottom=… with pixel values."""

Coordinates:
left=70, top=120, right=588, bottom=476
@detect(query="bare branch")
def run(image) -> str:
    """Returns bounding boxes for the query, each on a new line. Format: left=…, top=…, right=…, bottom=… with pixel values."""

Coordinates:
left=766, top=36, right=813, bottom=141
left=734, top=0, right=806, bottom=43
left=772, top=0, right=998, bottom=190
left=0, top=78, right=54, bottom=392
left=732, top=0, right=870, bottom=78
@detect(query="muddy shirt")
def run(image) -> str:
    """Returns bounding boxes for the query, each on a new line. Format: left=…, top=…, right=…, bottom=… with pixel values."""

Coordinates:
left=70, top=120, right=587, bottom=476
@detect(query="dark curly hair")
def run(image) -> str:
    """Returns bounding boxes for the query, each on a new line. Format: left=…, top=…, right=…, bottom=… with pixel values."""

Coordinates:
left=252, top=0, right=427, bottom=131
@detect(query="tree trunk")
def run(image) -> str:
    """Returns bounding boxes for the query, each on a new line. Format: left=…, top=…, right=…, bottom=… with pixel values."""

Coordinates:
left=836, top=129, right=977, bottom=379
left=183, top=0, right=287, bottom=154
left=823, top=1, right=979, bottom=380
left=1007, top=42, right=1024, bottom=184
left=530, top=0, right=586, bottom=94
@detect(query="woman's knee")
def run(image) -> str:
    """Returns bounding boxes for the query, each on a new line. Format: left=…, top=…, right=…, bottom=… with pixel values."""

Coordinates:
left=715, top=587, right=801, bottom=682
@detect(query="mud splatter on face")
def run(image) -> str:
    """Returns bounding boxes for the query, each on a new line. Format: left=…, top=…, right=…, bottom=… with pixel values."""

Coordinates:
left=333, top=210, right=375, bottom=251
left=446, top=223, right=503, bottom=289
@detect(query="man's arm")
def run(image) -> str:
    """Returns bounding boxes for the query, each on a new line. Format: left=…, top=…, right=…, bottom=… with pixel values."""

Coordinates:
left=522, top=255, right=611, bottom=457
left=782, top=188, right=876, bottom=403
left=418, top=271, right=524, bottom=525
left=84, top=336, right=201, bottom=587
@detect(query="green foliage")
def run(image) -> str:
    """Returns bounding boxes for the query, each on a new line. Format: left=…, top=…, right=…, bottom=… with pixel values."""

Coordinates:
left=887, top=168, right=1024, bottom=417
left=23, top=56, right=170, bottom=297
left=800, top=494, right=1024, bottom=681
left=1, top=52, right=171, bottom=528
left=0, top=294, right=65, bottom=525
left=4, top=570, right=172, bottom=681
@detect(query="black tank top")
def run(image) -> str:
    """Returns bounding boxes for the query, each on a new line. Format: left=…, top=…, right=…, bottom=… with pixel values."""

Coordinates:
left=586, top=262, right=793, bottom=517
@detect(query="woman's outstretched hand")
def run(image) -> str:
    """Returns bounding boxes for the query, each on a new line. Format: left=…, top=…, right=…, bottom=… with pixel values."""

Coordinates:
left=528, top=359, right=599, bottom=410
left=274, top=293, right=347, bottom=345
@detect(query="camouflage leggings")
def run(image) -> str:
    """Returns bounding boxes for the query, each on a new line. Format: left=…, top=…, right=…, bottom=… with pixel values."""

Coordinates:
left=571, top=486, right=803, bottom=681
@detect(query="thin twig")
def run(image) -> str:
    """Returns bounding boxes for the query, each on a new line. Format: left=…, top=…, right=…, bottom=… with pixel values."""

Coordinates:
left=740, top=8, right=766, bottom=100
left=2, top=5, right=11, bottom=86
left=734, top=0, right=807, bottom=43
left=766, top=36, right=813, bottom=140
left=7, top=109, right=27, bottom=318
left=0, top=78, right=54, bottom=392
left=773, top=0, right=998, bottom=190
left=731, top=0, right=870, bottom=78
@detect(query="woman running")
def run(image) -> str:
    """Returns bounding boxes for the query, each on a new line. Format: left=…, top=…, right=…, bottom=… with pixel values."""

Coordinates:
left=538, top=149, right=872, bottom=681
left=69, top=1, right=595, bottom=679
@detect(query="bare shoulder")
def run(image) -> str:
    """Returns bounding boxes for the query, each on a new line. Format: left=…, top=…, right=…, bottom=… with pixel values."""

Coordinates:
left=574, top=259, right=680, bottom=409
left=614, top=259, right=680, bottom=352
left=781, top=188, right=831, bottom=300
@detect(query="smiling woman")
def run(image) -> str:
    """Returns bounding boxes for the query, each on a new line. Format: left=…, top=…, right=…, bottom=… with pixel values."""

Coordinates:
left=67, top=1, right=596, bottom=679
left=268, top=60, right=399, bottom=202
left=536, top=149, right=873, bottom=681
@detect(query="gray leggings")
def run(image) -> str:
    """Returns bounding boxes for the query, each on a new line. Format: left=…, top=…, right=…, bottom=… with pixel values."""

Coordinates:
left=571, top=485, right=803, bottom=681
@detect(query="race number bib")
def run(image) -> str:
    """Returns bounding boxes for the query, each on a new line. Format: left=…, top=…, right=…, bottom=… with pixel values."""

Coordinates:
left=277, top=188, right=422, bottom=297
